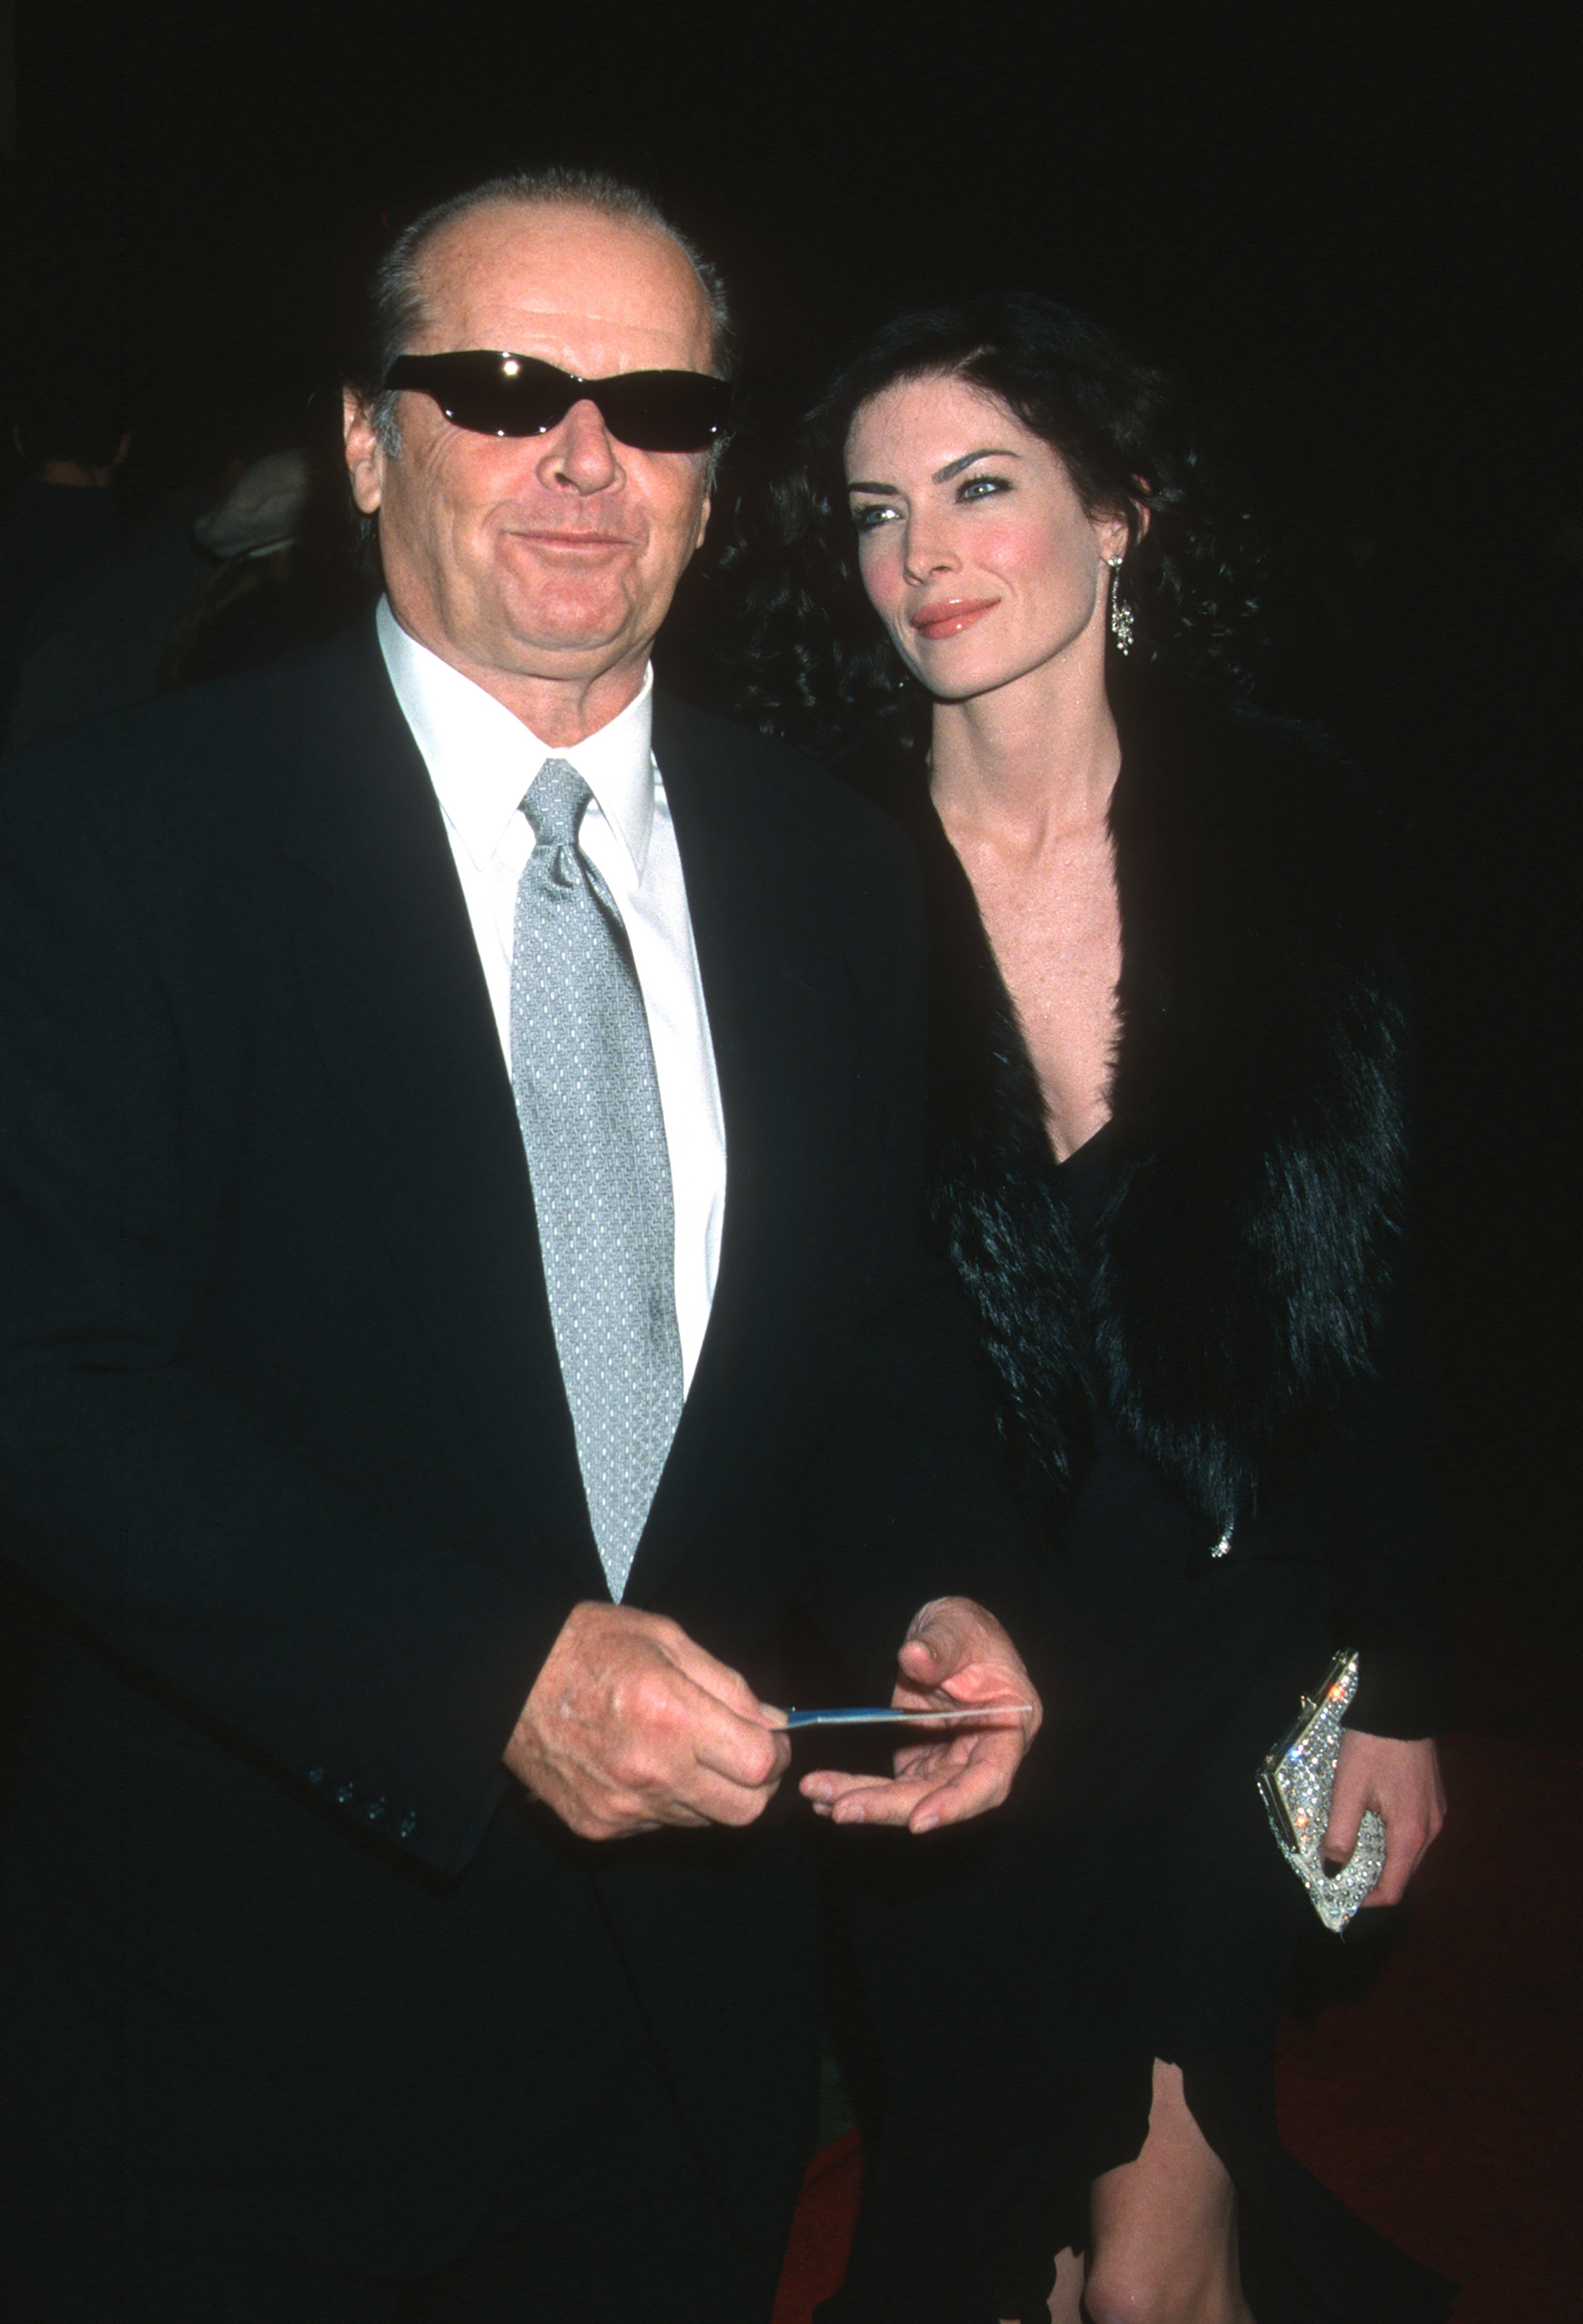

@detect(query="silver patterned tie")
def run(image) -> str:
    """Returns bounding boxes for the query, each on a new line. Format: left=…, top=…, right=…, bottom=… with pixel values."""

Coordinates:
left=510, top=758, right=684, bottom=1599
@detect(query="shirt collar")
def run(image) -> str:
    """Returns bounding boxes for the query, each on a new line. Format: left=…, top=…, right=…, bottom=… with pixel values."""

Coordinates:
left=376, top=596, right=657, bottom=875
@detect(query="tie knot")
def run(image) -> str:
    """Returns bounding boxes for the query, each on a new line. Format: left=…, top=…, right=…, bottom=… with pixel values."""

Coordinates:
left=523, top=758, right=591, bottom=848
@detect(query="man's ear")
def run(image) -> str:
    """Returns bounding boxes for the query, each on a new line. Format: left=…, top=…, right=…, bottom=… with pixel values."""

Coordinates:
left=342, top=387, right=386, bottom=515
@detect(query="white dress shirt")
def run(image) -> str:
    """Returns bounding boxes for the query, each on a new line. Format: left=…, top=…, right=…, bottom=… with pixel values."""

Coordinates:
left=377, top=599, right=726, bottom=1390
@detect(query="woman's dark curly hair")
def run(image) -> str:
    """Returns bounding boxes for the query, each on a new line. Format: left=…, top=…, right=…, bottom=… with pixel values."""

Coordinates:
left=711, top=291, right=1265, bottom=759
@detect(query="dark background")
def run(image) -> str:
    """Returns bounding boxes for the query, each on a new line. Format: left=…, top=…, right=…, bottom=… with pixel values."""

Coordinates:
left=2, top=0, right=1579, bottom=1740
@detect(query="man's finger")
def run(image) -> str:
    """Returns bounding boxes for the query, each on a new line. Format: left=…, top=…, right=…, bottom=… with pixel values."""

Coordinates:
left=800, top=1728, right=979, bottom=1803
left=687, top=1684, right=793, bottom=1793
left=799, top=1770, right=934, bottom=1824
left=660, top=1624, right=788, bottom=1728
left=800, top=1731, right=1021, bottom=1830
left=510, top=1603, right=790, bottom=1836
left=897, top=1629, right=958, bottom=1686
left=900, top=1597, right=982, bottom=1685
left=601, top=1663, right=789, bottom=1809
left=896, top=1600, right=1041, bottom=1733
left=901, top=1731, right=1024, bottom=1830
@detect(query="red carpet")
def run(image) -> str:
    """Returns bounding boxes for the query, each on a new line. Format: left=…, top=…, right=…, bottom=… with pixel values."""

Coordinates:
left=773, top=2130, right=865, bottom=2324
left=773, top=1732, right=1583, bottom=2323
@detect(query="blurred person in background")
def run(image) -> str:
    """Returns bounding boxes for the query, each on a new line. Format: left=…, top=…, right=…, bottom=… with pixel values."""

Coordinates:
left=0, top=373, right=129, bottom=729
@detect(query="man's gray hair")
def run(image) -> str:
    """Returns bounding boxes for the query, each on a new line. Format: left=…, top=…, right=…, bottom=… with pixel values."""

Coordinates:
left=355, top=167, right=735, bottom=459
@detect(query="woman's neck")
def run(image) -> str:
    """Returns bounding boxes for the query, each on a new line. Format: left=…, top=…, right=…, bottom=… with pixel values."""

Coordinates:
left=928, top=660, right=1120, bottom=851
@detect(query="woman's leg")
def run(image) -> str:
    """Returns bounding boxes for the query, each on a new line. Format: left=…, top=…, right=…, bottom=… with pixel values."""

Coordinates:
left=1079, top=2058, right=1251, bottom=2324
left=1001, top=2244, right=1086, bottom=2324
left=1002, top=2059, right=1253, bottom=2324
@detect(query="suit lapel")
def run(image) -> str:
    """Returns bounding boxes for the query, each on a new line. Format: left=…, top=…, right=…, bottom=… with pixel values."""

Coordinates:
left=280, top=625, right=601, bottom=1592
left=626, top=700, right=847, bottom=1604
left=277, top=651, right=838, bottom=1607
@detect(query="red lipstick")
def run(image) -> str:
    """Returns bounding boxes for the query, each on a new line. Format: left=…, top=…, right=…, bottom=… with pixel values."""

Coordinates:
left=910, top=597, right=997, bottom=640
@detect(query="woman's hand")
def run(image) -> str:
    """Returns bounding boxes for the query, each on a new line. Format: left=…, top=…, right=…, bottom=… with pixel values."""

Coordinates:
left=1323, top=1731, right=1446, bottom=1906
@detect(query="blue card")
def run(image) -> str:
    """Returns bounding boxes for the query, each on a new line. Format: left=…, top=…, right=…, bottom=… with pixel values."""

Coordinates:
left=783, top=1703, right=1030, bottom=1730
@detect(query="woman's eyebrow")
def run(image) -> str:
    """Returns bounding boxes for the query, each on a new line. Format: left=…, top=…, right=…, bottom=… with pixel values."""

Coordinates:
left=933, top=447, right=1020, bottom=483
left=847, top=447, right=1024, bottom=497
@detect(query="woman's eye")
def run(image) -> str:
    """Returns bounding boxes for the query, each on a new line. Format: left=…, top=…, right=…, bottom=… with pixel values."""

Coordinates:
left=958, top=473, right=1010, bottom=501
left=851, top=504, right=899, bottom=535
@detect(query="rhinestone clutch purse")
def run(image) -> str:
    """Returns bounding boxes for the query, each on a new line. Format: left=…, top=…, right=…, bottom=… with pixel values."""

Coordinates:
left=1257, top=1648, right=1385, bottom=1933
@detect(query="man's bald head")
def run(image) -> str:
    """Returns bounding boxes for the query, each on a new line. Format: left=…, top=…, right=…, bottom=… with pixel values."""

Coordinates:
left=342, top=180, right=727, bottom=744
left=358, top=169, right=734, bottom=456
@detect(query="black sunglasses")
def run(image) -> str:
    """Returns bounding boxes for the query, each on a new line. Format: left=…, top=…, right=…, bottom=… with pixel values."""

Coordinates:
left=384, top=351, right=731, bottom=453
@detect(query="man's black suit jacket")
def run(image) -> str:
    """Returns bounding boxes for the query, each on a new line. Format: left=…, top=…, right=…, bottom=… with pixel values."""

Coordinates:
left=0, top=622, right=1022, bottom=2271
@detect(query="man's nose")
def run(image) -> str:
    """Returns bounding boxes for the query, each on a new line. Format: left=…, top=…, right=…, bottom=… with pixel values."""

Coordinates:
left=538, top=398, right=621, bottom=492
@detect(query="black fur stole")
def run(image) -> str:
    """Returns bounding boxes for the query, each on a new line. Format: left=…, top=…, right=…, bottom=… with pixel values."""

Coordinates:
left=860, top=679, right=1408, bottom=1537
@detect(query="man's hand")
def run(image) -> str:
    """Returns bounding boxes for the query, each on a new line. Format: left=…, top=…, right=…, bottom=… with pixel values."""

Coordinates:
left=504, top=1603, right=791, bottom=1841
left=1323, top=1730, right=1446, bottom=1906
left=800, top=1597, right=1041, bottom=1835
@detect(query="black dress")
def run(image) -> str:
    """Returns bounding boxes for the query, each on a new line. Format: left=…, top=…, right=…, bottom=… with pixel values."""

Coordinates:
left=818, top=686, right=1454, bottom=2324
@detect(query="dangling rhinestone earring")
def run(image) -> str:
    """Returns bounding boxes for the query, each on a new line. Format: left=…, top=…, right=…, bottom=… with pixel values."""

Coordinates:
left=1106, top=555, right=1134, bottom=655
